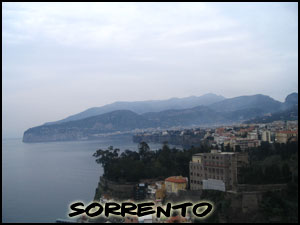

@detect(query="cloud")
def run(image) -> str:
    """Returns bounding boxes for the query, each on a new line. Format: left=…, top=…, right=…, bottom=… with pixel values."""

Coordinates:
left=2, top=3, right=239, bottom=49
left=2, top=2, right=298, bottom=138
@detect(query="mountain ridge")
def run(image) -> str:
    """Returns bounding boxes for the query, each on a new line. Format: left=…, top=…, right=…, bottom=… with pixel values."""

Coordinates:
left=23, top=93, right=298, bottom=143
left=44, top=93, right=226, bottom=125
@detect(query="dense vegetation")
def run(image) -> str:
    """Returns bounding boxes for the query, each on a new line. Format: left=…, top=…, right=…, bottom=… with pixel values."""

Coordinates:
left=258, top=182, right=298, bottom=223
left=93, top=141, right=298, bottom=223
left=238, top=141, right=298, bottom=184
left=93, top=141, right=298, bottom=185
left=93, top=142, right=211, bottom=182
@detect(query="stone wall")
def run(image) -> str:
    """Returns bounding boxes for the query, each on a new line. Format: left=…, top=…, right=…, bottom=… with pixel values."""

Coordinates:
left=237, top=184, right=287, bottom=192
left=99, top=176, right=137, bottom=200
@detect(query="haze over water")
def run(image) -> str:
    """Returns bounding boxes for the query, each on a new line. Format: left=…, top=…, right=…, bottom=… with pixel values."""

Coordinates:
left=2, top=136, right=166, bottom=223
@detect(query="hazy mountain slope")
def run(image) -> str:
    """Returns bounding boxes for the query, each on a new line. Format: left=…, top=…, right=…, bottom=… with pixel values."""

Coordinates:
left=23, top=110, right=158, bottom=142
left=245, top=105, right=298, bottom=124
left=282, top=92, right=298, bottom=110
left=44, top=93, right=225, bottom=125
left=143, top=106, right=226, bottom=127
left=23, top=93, right=297, bottom=143
left=207, top=94, right=282, bottom=113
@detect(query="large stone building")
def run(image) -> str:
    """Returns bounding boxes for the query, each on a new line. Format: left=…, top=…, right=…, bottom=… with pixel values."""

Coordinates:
left=261, top=130, right=272, bottom=143
left=234, top=138, right=261, bottom=151
left=275, top=130, right=298, bottom=144
left=189, top=150, right=248, bottom=191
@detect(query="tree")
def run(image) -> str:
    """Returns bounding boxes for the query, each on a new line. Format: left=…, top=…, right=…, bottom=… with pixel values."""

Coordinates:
left=93, top=146, right=120, bottom=177
left=138, top=141, right=151, bottom=162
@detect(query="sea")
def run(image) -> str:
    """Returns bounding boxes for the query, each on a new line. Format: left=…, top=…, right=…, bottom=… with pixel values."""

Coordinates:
left=2, top=135, right=171, bottom=223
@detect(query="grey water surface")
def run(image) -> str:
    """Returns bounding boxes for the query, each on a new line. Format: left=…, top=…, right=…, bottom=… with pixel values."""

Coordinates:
left=2, top=136, right=166, bottom=223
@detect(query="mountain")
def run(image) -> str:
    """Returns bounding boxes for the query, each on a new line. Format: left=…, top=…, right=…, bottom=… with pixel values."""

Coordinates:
left=22, top=106, right=251, bottom=143
left=23, top=110, right=158, bottom=143
left=282, top=92, right=298, bottom=110
left=23, top=93, right=298, bottom=143
left=245, top=105, right=298, bottom=124
left=44, top=93, right=225, bottom=125
left=208, top=94, right=282, bottom=113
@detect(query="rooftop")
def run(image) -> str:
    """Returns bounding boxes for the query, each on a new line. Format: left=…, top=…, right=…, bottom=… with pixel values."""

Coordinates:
left=165, top=176, right=187, bottom=183
left=277, top=130, right=298, bottom=134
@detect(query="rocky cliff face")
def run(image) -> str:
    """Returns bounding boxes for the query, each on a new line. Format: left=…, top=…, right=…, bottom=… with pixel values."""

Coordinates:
left=22, top=127, right=83, bottom=142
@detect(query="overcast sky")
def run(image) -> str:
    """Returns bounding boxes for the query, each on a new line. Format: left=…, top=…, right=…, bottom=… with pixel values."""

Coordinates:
left=2, top=2, right=298, bottom=138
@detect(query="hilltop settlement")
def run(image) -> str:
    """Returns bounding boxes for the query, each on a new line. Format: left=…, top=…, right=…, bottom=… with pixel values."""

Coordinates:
left=89, top=118, right=298, bottom=223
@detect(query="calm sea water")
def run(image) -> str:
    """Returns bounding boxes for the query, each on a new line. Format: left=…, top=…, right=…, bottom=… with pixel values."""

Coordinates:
left=2, top=136, right=167, bottom=223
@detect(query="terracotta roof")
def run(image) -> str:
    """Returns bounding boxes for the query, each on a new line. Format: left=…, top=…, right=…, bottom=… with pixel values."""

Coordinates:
left=278, top=130, right=298, bottom=134
left=165, top=176, right=187, bottom=183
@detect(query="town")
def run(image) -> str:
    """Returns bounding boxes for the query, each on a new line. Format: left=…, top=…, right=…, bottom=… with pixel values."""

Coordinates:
left=81, top=119, right=298, bottom=223
left=133, top=120, right=298, bottom=150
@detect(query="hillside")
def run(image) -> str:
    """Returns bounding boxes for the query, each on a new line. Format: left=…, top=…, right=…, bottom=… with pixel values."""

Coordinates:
left=245, top=105, right=298, bottom=124
left=44, top=93, right=225, bottom=125
left=23, top=110, right=158, bottom=142
left=208, top=94, right=282, bottom=113
left=23, top=93, right=298, bottom=142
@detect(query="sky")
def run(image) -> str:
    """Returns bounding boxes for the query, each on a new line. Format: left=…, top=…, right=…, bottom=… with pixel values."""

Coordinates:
left=2, top=2, right=298, bottom=138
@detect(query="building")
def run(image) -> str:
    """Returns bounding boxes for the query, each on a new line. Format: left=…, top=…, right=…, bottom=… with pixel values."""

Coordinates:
left=155, top=183, right=166, bottom=200
left=138, top=215, right=153, bottom=223
left=275, top=130, right=298, bottom=144
left=247, top=130, right=258, bottom=140
left=189, top=150, right=248, bottom=191
left=234, top=138, right=260, bottom=151
left=164, top=176, right=187, bottom=194
left=133, top=183, right=148, bottom=201
left=261, top=130, right=272, bottom=143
